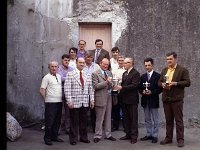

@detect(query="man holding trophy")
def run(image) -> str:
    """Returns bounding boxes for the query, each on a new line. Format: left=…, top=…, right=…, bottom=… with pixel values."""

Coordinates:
left=158, top=52, right=191, bottom=147
left=139, top=58, right=162, bottom=143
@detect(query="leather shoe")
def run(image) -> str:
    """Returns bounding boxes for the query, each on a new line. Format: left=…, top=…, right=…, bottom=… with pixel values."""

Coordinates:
left=105, top=136, right=116, bottom=141
left=70, top=141, right=77, bottom=145
left=44, top=140, right=53, bottom=145
left=140, top=136, right=153, bottom=141
left=51, top=137, right=64, bottom=142
left=80, top=139, right=90, bottom=143
left=94, top=138, right=100, bottom=143
left=152, top=137, right=158, bottom=143
left=177, top=141, right=184, bottom=147
left=131, top=139, right=137, bottom=144
left=120, top=135, right=131, bottom=140
left=160, top=139, right=172, bottom=145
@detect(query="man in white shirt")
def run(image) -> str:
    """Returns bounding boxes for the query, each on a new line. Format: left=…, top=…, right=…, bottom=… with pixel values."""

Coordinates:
left=40, top=61, right=64, bottom=145
left=110, top=47, right=120, bottom=76
left=111, top=56, right=126, bottom=131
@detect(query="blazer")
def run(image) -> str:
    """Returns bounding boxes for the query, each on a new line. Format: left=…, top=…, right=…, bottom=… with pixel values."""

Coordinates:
left=119, top=68, right=140, bottom=105
left=64, top=69, right=94, bottom=108
left=158, top=64, right=191, bottom=102
left=89, top=49, right=110, bottom=65
left=139, top=71, right=162, bottom=108
left=92, top=69, right=112, bottom=107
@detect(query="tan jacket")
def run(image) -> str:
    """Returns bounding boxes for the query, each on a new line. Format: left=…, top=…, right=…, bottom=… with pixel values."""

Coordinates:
left=92, top=69, right=112, bottom=106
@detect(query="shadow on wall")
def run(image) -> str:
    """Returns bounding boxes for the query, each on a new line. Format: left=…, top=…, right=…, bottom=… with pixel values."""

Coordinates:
left=7, top=101, right=42, bottom=127
left=8, top=0, right=15, bottom=6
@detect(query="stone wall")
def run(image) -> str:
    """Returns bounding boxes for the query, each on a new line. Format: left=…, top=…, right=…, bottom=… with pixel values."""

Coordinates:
left=7, top=0, right=200, bottom=123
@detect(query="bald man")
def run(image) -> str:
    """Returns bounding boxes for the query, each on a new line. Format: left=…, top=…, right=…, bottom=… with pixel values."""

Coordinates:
left=40, top=61, right=64, bottom=145
left=64, top=57, right=94, bottom=145
left=92, top=58, right=116, bottom=143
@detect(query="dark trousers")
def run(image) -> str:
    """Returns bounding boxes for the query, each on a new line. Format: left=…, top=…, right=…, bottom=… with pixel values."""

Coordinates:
left=163, top=100, right=184, bottom=142
left=69, top=106, right=89, bottom=142
left=121, top=104, right=138, bottom=140
left=112, top=93, right=124, bottom=129
left=44, top=102, right=62, bottom=141
left=90, top=108, right=96, bottom=133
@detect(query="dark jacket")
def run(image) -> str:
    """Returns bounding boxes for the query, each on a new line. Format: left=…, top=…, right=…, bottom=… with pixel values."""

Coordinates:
left=158, top=64, right=191, bottom=102
left=89, top=49, right=110, bottom=65
left=119, top=68, right=140, bottom=105
left=139, top=71, right=162, bottom=108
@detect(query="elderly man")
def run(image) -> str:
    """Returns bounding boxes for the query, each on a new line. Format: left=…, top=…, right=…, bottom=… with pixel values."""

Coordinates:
left=92, top=58, right=116, bottom=143
left=64, top=57, right=94, bottom=145
left=115, top=57, right=140, bottom=144
left=158, top=52, right=191, bottom=147
left=40, top=61, right=64, bottom=145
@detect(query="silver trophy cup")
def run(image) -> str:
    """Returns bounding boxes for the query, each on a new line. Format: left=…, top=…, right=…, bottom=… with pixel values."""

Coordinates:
left=164, top=74, right=169, bottom=85
left=143, top=81, right=150, bottom=92
left=112, top=77, right=120, bottom=91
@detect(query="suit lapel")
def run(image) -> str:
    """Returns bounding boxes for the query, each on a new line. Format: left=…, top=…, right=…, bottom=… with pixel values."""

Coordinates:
left=72, top=70, right=82, bottom=87
left=83, top=72, right=88, bottom=84
left=97, top=70, right=107, bottom=80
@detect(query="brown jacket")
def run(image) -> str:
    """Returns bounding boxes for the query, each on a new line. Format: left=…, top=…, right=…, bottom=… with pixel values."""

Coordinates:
left=158, top=64, right=191, bottom=102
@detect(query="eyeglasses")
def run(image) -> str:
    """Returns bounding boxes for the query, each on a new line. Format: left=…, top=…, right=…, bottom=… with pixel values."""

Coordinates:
left=124, top=62, right=131, bottom=64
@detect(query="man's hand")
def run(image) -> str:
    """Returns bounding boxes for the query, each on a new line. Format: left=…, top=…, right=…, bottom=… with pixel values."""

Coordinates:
left=143, top=90, right=152, bottom=95
left=113, top=85, right=122, bottom=91
left=90, top=101, right=95, bottom=109
left=162, top=83, right=171, bottom=90
left=107, top=77, right=112, bottom=83
left=68, top=102, right=74, bottom=109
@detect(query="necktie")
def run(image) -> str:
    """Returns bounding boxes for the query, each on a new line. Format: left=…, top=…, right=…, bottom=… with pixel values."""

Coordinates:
left=94, top=49, right=100, bottom=63
left=80, top=71, right=84, bottom=89
left=147, top=73, right=151, bottom=81
left=104, top=71, right=108, bottom=79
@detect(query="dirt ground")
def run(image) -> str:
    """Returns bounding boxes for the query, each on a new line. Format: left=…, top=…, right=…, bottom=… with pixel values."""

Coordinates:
left=7, top=125, right=200, bottom=150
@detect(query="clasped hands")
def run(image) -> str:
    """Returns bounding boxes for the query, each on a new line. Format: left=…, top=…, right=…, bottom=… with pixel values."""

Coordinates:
left=162, top=82, right=177, bottom=90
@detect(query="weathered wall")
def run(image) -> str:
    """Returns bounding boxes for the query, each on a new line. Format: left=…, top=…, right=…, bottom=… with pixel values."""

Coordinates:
left=7, top=0, right=200, bottom=123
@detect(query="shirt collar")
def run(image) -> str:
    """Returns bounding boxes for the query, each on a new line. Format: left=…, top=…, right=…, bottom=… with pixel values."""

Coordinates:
left=147, top=70, right=154, bottom=76
left=168, top=64, right=177, bottom=70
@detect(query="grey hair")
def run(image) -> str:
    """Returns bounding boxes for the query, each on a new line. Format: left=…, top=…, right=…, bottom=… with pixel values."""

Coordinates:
left=48, top=61, right=58, bottom=68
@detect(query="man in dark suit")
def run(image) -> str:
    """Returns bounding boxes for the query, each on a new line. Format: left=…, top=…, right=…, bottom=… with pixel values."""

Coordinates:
left=158, top=52, right=191, bottom=148
left=114, top=57, right=140, bottom=144
left=89, top=39, right=110, bottom=65
left=139, top=58, right=162, bottom=143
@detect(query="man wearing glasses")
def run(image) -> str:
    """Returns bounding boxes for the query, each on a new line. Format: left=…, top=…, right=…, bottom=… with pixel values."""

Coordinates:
left=114, top=57, right=140, bottom=144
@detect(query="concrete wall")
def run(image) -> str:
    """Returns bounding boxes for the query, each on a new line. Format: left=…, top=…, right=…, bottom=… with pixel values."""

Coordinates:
left=7, top=0, right=200, bottom=123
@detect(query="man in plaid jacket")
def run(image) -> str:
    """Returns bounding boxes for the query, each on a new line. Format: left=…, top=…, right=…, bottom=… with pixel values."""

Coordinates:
left=64, top=57, right=94, bottom=145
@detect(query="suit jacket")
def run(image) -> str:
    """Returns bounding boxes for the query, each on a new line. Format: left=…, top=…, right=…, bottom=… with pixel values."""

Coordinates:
left=158, top=64, right=191, bottom=102
left=139, top=71, right=162, bottom=108
left=119, top=68, right=140, bottom=105
left=64, top=69, right=94, bottom=108
left=92, top=69, right=112, bottom=107
left=89, top=49, right=110, bottom=65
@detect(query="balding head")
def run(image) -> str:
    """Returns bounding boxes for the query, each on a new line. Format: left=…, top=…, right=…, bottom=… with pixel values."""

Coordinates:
left=48, top=61, right=58, bottom=75
left=100, top=58, right=110, bottom=71
left=124, top=57, right=134, bottom=70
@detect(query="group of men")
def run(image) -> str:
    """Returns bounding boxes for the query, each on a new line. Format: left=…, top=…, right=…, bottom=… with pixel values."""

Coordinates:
left=40, top=39, right=191, bottom=148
